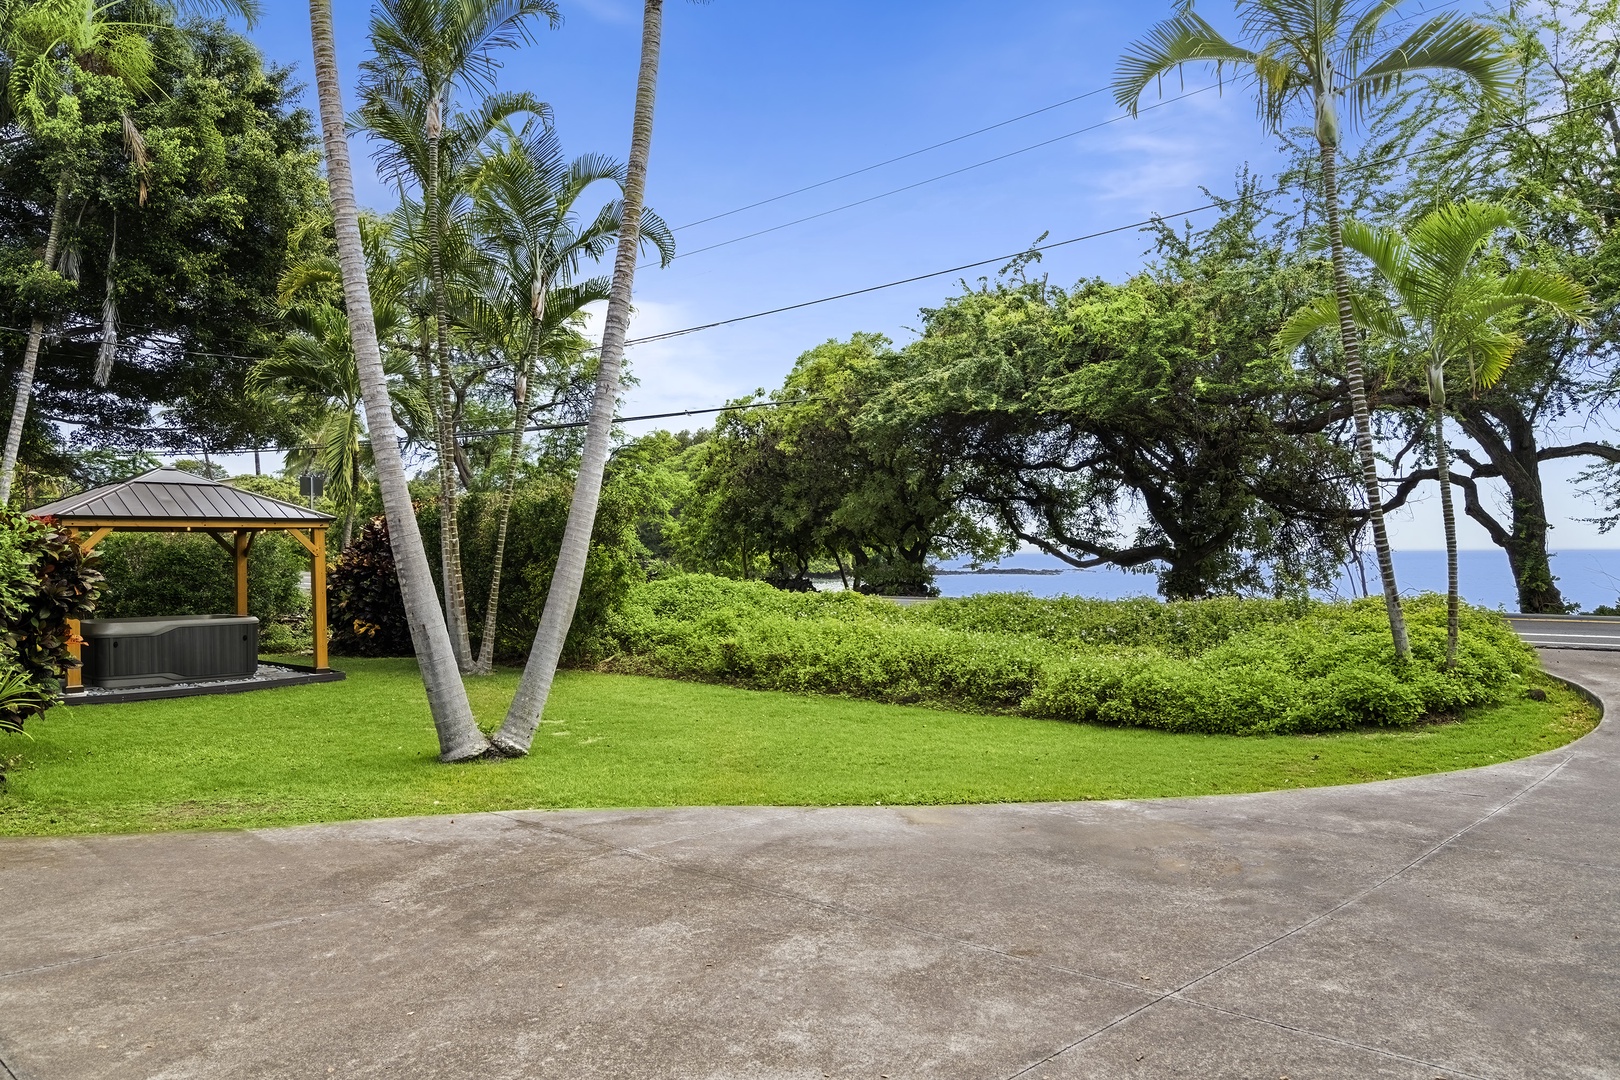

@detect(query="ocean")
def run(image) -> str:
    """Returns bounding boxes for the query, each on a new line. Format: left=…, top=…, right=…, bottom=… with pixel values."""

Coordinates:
left=930, top=549, right=1620, bottom=613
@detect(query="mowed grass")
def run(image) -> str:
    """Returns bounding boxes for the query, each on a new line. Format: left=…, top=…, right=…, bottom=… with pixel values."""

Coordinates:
left=0, top=657, right=1598, bottom=837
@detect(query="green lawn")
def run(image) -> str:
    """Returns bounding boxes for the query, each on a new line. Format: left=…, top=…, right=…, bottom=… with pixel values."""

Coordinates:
left=0, top=657, right=1597, bottom=837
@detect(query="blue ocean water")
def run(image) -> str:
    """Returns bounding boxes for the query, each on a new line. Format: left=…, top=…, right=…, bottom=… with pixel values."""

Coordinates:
left=932, top=549, right=1620, bottom=613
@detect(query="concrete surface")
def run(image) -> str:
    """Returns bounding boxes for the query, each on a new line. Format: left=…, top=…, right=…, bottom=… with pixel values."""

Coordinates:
left=1, top=650, right=1616, bottom=1080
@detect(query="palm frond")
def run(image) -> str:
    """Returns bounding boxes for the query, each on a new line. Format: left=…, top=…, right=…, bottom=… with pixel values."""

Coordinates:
left=1276, top=294, right=1341, bottom=353
left=1113, top=8, right=1258, bottom=114
left=1348, top=14, right=1513, bottom=128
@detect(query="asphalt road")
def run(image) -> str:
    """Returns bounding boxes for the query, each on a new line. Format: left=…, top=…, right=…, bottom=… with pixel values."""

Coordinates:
left=1507, top=613, right=1620, bottom=650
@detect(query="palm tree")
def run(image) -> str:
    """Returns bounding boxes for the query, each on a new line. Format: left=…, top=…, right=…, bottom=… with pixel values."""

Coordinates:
left=307, top=0, right=489, bottom=762
left=1113, top=0, right=1515, bottom=660
left=465, top=120, right=673, bottom=674
left=358, top=0, right=560, bottom=673
left=0, top=0, right=261, bottom=505
left=250, top=303, right=430, bottom=549
left=1279, top=201, right=1588, bottom=664
left=492, top=0, right=676, bottom=754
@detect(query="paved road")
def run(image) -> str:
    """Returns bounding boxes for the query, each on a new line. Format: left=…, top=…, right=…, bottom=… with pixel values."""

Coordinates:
left=1508, top=613, right=1620, bottom=650
left=1, top=651, right=1615, bottom=1080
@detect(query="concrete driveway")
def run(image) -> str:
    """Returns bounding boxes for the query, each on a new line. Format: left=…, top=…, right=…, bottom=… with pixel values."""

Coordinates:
left=1, top=650, right=1615, bottom=1080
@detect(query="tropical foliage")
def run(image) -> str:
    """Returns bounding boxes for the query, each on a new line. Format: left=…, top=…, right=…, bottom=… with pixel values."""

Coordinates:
left=0, top=511, right=104, bottom=729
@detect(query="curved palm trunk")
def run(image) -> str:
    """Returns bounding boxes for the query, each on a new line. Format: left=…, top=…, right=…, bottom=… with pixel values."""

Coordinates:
left=308, top=0, right=488, bottom=761
left=472, top=348, right=533, bottom=675
left=1319, top=144, right=1411, bottom=660
left=426, top=119, right=475, bottom=672
left=0, top=172, right=71, bottom=506
left=492, top=0, right=664, bottom=754
left=1429, top=365, right=1459, bottom=668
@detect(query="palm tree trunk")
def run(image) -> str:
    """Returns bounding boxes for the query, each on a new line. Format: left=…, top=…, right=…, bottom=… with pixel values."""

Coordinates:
left=425, top=116, right=475, bottom=672
left=308, top=0, right=488, bottom=761
left=1430, top=367, right=1459, bottom=669
left=1319, top=143, right=1411, bottom=660
left=472, top=354, right=532, bottom=675
left=492, top=0, right=664, bottom=755
left=0, top=171, right=71, bottom=506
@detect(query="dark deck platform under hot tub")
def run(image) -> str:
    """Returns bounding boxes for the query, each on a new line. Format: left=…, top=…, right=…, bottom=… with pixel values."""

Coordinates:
left=62, top=661, right=345, bottom=705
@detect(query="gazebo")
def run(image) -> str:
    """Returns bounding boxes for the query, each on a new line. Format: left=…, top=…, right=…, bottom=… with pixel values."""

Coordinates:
left=29, top=468, right=334, bottom=693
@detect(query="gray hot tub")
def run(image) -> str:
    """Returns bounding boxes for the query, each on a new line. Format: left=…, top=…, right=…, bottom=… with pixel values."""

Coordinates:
left=81, top=614, right=259, bottom=689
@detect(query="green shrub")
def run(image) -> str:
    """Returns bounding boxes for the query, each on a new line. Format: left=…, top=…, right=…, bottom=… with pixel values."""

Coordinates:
left=328, top=516, right=411, bottom=657
left=424, top=469, right=669, bottom=663
left=594, top=575, right=1537, bottom=734
left=0, top=512, right=105, bottom=729
left=94, top=531, right=309, bottom=628
left=910, top=592, right=1312, bottom=655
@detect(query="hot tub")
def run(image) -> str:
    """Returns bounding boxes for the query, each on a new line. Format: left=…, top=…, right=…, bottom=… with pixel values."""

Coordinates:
left=80, top=614, right=260, bottom=689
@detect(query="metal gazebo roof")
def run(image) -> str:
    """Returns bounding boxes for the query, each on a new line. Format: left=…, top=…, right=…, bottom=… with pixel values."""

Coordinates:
left=28, top=468, right=333, bottom=527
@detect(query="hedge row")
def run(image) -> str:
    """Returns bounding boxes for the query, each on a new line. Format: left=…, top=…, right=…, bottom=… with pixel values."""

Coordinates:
left=592, top=575, right=1537, bottom=734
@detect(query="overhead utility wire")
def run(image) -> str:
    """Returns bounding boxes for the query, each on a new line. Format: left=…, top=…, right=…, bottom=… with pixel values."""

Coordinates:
left=668, top=0, right=1466, bottom=235
left=45, top=398, right=788, bottom=452
left=44, top=95, right=1618, bottom=453
left=670, top=87, right=1112, bottom=232
left=614, top=95, right=1620, bottom=351
left=650, top=83, right=1221, bottom=268
left=653, top=0, right=1468, bottom=267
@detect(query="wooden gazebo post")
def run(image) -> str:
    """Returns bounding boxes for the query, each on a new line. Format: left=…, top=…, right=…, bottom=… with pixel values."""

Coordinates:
left=286, top=526, right=329, bottom=671
left=64, top=526, right=114, bottom=695
left=234, top=530, right=253, bottom=616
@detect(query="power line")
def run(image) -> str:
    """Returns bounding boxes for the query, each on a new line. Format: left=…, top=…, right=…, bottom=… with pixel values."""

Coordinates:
left=18, top=95, right=1616, bottom=375
left=38, top=95, right=1620, bottom=454
left=649, top=0, right=1470, bottom=268
left=664, top=0, right=1468, bottom=238
left=649, top=82, right=1221, bottom=268
left=670, top=87, right=1113, bottom=232
left=614, top=94, right=1620, bottom=350
left=46, top=398, right=790, bottom=453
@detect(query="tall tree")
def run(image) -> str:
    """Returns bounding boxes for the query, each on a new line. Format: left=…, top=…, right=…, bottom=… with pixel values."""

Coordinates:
left=493, top=0, right=673, bottom=755
left=359, top=0, right=559, bottom=672
left=1113, top=0, right=1515, bottom=656
left=0, top=0, right=262, bottom=503
left=1362, top=1, right=1620, bottom=611
left=881, top=209, right=1357, bottom=600
left=1281, top=201, right=1588, bottom=662
left=307, top=0, right=489, bottom=761
left=466, top=119, right=672, bottom=673
left=1, top=20, right=327, bottom=472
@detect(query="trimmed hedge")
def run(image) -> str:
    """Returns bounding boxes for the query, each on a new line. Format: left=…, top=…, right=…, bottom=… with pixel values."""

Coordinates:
left=592, top=575, right=1537, bottom=734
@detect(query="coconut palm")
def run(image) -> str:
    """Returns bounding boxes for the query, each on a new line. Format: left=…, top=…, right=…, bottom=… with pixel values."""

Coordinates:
left=0, top=0, right=261, bottom=505
left=358, top=0, right=560, bottom=672
left=1113, top=0, right=1515, bottom=659
left=493, top=0, right=682, bottom=754
left=1279, top=201, right=1589, bottom=664
left=307, top=0, right=489, bottom=761
left=465, top=120, right=673, bottom=674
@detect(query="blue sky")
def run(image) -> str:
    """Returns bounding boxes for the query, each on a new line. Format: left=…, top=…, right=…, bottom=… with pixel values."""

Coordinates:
left=230, top=1, right=1620, bottom=566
